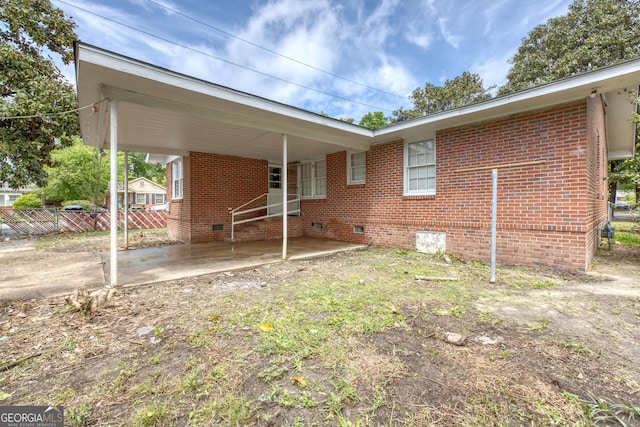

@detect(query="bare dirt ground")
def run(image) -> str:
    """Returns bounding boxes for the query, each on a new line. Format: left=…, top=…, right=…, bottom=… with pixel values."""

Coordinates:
left=0, top=230, right=639, bottom=426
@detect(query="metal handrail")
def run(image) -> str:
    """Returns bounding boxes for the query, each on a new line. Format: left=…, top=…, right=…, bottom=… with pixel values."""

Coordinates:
left=230, top=193, right=268, bottom=214
left=231, top=194, right=301, bottom=241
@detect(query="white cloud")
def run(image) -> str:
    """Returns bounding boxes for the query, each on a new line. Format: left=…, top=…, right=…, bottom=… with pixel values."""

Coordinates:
left=471, top=50, right=515, bottom=92
left=405, top=33, right=433, bottom=49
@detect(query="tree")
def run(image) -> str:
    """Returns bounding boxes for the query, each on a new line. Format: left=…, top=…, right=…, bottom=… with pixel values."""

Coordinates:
left=128, top=152, right=166, bottom=185
left=500, top=0, right=640, bottom=205
left=393, top=71, right=493, bottom=122
left=43, top=138, right=109, bottom=204
left=499, top=0, right=640, bottom=95
left=359, top=111, right=391, bottom=130
left=0, top=0, right=79, bottom=188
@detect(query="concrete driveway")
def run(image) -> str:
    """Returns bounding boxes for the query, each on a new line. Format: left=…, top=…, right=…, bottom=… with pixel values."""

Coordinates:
left=0, top=238, right=104, bottom=300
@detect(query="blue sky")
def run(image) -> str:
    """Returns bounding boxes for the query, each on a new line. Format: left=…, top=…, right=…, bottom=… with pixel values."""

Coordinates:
left=54, top=0, right=573, bottom=121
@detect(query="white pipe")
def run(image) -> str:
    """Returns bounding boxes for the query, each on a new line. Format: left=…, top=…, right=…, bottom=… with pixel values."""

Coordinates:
left=490, top=168, right=497, bottom=283
left=109, top=101, right=118, bottom=287
left=282, top=134, right=288, bottom=260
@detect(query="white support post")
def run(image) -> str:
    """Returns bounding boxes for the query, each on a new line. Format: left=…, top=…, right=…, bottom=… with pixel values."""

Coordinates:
left=490, top=168, right=497, bottom=283
left=109, top=101, right=118, bottom=287
left=124, top=151, right=129, bottom=249
left=282, top=134, right=288, bottom=260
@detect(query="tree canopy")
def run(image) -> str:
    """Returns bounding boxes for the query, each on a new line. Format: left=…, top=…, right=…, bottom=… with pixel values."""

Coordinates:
left=0, top=0, right=79, bottom=188
left=499, top=0, right=640, bottom=95
left=43, top=143, right=167, bottom=205
left=359, top=111, right=391, bottom=130
left=43, top=137, right=108, bottom=204
left=393, top=71, right=493, bottom=122
left=128, top=152, right=167, bottom=186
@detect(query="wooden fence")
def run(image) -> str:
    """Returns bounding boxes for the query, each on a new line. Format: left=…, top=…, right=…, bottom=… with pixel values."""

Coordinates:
left=0, top=207, right=167, bottom=235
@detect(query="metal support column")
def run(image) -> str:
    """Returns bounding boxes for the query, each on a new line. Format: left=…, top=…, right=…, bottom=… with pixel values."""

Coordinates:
left=124, top=151, right=129, bottom=249
left=109, top=101, right=118, bottom=287
left=490, top=169, right=497, bottom=283
left=282, top=134, right=288, bottom=260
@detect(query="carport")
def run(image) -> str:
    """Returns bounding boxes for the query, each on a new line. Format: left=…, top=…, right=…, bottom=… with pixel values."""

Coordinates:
left=74, top=42, right=372, bottom=287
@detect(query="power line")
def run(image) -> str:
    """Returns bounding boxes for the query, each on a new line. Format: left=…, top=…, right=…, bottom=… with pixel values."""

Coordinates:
left=144, top=0, right=407, bottom=100
left=54, top=0, right=399, bottom=115
left=0, top=100, right=106, bottom=120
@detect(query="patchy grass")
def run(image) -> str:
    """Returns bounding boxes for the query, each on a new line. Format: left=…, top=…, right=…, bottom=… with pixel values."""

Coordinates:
left=611, top=221, right=640, bottom=247
left=1, top=236, right=639, bottom=426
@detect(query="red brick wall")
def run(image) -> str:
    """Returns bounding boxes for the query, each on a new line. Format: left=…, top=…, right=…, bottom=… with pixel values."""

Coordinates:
left=167, top=153, right=303, bottom=243
left=301, top=100, right=602, bottom=271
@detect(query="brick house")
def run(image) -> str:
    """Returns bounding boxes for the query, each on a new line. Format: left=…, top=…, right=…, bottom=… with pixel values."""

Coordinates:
left=75, top=43, right=639, bottom=272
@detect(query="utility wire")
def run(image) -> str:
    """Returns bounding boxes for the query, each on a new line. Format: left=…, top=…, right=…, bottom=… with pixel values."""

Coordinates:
left=0, top=100, right=107, bottom=120
left=145, top=0, right=407, bottom=100
left=54, top=0, right=397, bottom=115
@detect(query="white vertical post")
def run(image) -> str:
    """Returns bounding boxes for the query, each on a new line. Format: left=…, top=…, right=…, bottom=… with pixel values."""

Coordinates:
left=282, top=134, right=288, bottom=260
left=124, top=151, right=129, bottom=249
left=109, top=101, right=118, bottom=287
left=490, top=168, right=497, bottom=283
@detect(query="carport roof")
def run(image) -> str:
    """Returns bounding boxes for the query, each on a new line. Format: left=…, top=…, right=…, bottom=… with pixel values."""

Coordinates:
left=75, top=42, right=639, bottom=163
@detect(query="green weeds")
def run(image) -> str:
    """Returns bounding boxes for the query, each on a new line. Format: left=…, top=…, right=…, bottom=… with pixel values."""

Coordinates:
left=581, top=393, right=640, bottom=426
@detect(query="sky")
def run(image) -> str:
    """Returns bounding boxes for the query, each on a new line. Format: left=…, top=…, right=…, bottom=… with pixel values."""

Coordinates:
left=53, top=0, right=574, bottom=121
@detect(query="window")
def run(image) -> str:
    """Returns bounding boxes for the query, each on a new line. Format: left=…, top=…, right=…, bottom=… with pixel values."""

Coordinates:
left=153, top=194, right=165, bottom=204
left=136, top=193, right=147, bottom=204
left=8, top=195, right=19, bottom=206
left=269, top=166, right=282, bottom=189
left=404, top=140, right=436, bottom=195
left=299, top=159, right=326, bottom=198
left=172, top=158, right=183, bottom=199
left=0, top=195, right=6, bottom=206
left=347, top=151, right=366, bottom=184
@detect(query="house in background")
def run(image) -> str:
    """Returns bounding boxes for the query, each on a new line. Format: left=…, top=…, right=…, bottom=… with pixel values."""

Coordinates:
left=0, top=183, right=27, bottom=206
left=120, top=177, right=166, bottom=210
left=75, top=43, right=639, bottom=272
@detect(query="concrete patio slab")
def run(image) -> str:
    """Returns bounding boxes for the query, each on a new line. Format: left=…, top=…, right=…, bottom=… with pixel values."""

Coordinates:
left=102, top=237, right=367, bottom=287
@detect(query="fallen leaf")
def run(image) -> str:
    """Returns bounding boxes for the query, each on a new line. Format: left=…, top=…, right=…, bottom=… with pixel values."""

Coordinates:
left=259, top=323, right=273, bottom=332
left=292, top=376, right=306, bottom=387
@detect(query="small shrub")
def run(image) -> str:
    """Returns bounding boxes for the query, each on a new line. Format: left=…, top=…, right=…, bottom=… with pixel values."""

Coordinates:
left=12, top=193, right=42, bottom=209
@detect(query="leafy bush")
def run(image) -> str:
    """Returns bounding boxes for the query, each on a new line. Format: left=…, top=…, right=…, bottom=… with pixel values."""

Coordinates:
left=12, top=193, right=42, bottom=209
left=62, top=200, right=92, bottom=210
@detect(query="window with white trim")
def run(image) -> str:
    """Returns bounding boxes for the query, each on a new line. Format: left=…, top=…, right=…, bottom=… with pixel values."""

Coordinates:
left=135, top=193, right=146, bottom=204
left=404, top=140, right=436, bottom=195
left=299, top=159, right=326, bottom=198
left=172, top=157, right=183, bottom=199
left=347, top=151, right=366, bottom=184
left=153, top=193, right=165, bottom=204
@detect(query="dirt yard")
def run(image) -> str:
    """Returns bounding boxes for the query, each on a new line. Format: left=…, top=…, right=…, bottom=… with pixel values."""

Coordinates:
left=1, top=230, right=639, bottom=426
